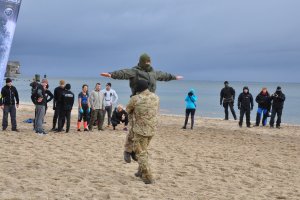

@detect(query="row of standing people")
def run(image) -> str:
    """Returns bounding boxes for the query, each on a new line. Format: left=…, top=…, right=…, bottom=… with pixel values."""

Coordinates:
left=181, top=81, right=286, bottom=130
left=220, top=81, right=286, bottom=128
left=0, top=77, right=129, bottom=134
left=49, top=80, right=127, bottom=133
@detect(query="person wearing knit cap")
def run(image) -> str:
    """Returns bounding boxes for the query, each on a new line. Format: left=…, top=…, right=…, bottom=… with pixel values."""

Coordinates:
left=57, top=83, right=75, bottom=133
left=31, top=78, right=48, bottom=134
left=52, top=80, right=66, bottom=131
left=270, top=86, right=286, bottom=129
left=220, top=81, right=237, bottom=120
left=125, top=80, right=159, bottom=184
left=0, top=78, right=19, bottom=131
left=238, top=86, right=254, bottom=128
left=100, top=53, right=183, bottom=96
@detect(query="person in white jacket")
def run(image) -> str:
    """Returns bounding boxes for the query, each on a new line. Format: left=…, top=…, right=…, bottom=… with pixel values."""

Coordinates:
left=89, top=83, right=105, bottom=131
left=101, top=82, right=118, bottom=127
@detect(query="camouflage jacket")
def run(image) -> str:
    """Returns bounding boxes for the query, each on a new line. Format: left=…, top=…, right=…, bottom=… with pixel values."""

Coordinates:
left=126, top=89, right=160, bottom=137
left=110, top=65, right=176, bottom=95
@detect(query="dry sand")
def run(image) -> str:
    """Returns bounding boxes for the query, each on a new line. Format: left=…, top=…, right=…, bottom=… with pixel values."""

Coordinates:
left=0, top=104, right=299, bottom=200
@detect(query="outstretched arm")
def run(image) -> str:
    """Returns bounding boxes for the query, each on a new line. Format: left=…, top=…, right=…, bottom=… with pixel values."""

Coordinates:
left=101, top=68, right=136, bottom=80
left=155, top=71, right=183, bottom=81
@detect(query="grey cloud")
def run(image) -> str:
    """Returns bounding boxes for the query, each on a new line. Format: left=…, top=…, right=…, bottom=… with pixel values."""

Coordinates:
left=8, top=0, right=300, bottom=82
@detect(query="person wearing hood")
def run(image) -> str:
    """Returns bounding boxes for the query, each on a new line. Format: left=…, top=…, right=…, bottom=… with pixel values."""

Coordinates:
left=220, top=81, right=237, bottom=120
left=182, top=89, right=197, bottom=129
left=238, top=86, right=254, bottom=128
left=270, top=86, right=286, bottom=129
left=100, top=53, right=183, bottom=96
left=255, top=87, right=271, bottom=126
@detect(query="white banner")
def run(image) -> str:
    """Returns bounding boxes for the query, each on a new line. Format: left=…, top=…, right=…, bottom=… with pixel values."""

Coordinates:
left=0, top=0, right=22, bottom=88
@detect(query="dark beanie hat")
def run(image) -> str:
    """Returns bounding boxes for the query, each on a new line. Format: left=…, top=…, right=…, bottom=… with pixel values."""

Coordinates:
left=135, top=80, right=149, bottom=93
left=6, top=78, right=12, bottom=83
left=276, top=86, right=281, bottom=91
left=224, top=81, right=229, bottom=85
left=65, top=83, right=71, bottom=90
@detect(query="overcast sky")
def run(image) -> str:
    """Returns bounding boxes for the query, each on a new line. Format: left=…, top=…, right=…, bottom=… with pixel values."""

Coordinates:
left=9, top=0, right=300, bottom=82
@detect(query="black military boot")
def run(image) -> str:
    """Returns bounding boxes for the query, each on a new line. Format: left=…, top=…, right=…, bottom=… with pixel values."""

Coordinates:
left=143, top=179, right=155, bottom=184
left=134, top=169, right=142, bottom=177
left=124, top=151, right=131, bottom=163
left=131, top=151, right=138, bottom=161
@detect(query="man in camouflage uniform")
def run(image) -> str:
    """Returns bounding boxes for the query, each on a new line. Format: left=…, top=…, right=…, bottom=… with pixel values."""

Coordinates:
left=101, top=53, right=182, bottom=162
left=126, top=80, right=159, bottom=184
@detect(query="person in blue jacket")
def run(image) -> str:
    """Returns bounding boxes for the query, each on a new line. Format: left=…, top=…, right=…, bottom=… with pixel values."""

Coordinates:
left=182, top=89, right=197, bottom=129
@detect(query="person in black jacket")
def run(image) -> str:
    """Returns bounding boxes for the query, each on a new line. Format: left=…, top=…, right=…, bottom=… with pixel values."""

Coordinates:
left=255, top=87, right=271, bottom=126
left=0, top=78, right=19, bottom=131
left=270, top=86, right=286, bottom=129
left=57, top=84, right=74, bottom=133
left=52, top=80, right=65, bottom=131
left=44, top=81, right=54, bottom=115
left=31, top=79, right=48, bottom=134
left=111, top=104, right=128, bottom=131
left=238, top=86, right=254, bottom=128
left=220, top=81, right=237, bottom=120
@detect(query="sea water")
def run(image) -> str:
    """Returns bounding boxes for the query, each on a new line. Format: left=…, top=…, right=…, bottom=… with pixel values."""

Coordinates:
left=6, top=76, right=300, bottom=125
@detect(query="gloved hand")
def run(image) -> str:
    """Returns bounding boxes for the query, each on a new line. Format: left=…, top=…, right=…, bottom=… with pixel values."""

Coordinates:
left=238, top=106, right=241, bottom=110
left=87, top=107, right=91, bottom=113
left=220, top=102, right=222, bottom=106
left=251, top=107, right=253, bottom=111
left=80, top=108, right=84, bottom=114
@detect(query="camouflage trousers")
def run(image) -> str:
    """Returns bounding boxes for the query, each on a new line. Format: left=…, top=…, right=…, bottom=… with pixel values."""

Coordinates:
left=133, top=134, right=153, bottom=181
left=124, top=128, right=134, bottom=153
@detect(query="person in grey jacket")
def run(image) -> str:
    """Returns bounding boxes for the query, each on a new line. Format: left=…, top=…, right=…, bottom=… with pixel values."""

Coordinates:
left=89, top=83, right=105, bottom=131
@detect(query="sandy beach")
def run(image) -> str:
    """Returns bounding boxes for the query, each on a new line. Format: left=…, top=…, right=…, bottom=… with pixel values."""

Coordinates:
left=0, top=103, right=299, bottom=200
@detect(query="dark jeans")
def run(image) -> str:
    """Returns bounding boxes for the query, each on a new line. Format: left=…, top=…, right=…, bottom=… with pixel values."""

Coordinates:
left=183, top=109, right=196, bottom=128
left=223, top=102, right=237, bottom=120
left=78, top=105, right=89, bottom=122
left=89, top=109, right=104, bottom=130
left=270, top=107, right=283, bottom=127
left=52, top=107, right=59, bottom=129
left=58, top=109, right=71, bottom=132
left=104, top=105, right=112, bottom=125
left=112, top=118, right=128, bottom=127
left=256, top=107, right=268, bottom=126
left=2, top=105, right=17, bottom=130
left=239, top=108, right=251, bottom=127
